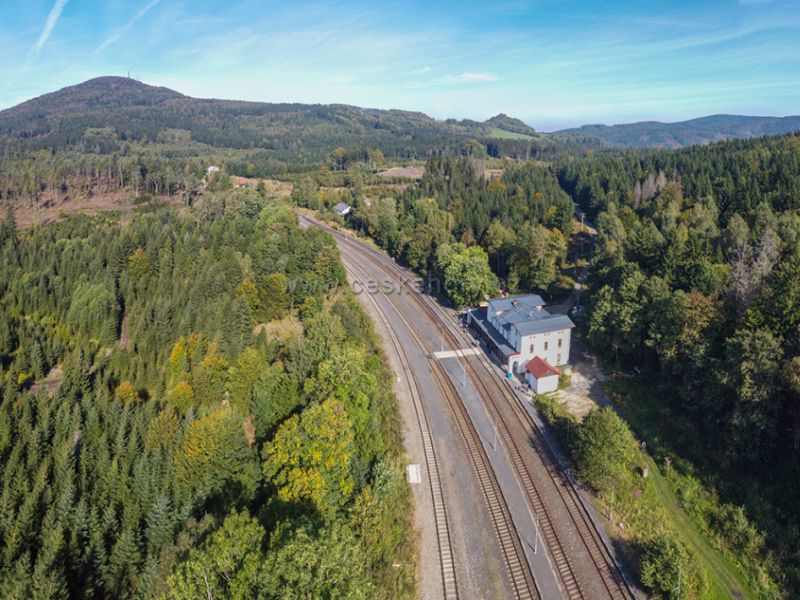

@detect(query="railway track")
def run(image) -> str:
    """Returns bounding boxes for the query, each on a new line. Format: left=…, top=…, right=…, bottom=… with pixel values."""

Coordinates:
left=344, top=257, right=539, bottom=600
left=302, top=214, right=635, bottom=600
left=408, top=290, right=634, bottom=600
left=339, top=260, right=459, bottom=599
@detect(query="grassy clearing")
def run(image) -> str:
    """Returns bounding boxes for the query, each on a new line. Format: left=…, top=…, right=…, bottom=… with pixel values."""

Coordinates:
left=488, top=127, right=535, bottom=140
left=606, top=379, right=772, bottom=599
left=643, top=455, right=748, bottom=599
left=534, top=385, right=764, bottom=599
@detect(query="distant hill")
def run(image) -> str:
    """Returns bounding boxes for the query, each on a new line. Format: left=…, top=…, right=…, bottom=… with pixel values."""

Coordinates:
left=4, top=77, right=794, bottom=161
left=0, top=77, right=541, bottom=161
left=3, top=77, right=184, bottom=117
left=555, top=114, right=800, bottom=148
left=484, top=113, right=536, bottom=136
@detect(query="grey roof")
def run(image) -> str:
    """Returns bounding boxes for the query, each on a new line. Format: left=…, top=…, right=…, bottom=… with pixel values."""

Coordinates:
left=468, top=308, right=518, bottom=358
left=490, top=294, right=574, bottom=337
left=333, top=202, right=351, bottom=214
left=488, top=294, right=544, bottom=314
left=514, top=314, right=574, bottom=335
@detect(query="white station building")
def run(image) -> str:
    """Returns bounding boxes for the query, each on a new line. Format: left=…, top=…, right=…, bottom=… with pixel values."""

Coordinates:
left=468, top=294, right=574, bottom=389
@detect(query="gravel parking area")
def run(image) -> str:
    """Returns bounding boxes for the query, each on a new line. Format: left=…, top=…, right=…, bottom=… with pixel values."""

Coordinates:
left=553, top=341, right=608, bottom=421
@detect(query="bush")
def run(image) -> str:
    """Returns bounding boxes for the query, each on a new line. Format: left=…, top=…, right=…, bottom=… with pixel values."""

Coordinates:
left=533, top=393, right=578, bottom=449
left=573, top=407, right=639, bottom=493
left=709, top=503, right=765, bottom=559
left=640, top=534, right=709, bottom=599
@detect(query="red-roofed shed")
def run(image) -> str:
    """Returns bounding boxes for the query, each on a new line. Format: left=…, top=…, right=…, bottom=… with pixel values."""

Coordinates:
left=524, top=356, right=560, bottom=394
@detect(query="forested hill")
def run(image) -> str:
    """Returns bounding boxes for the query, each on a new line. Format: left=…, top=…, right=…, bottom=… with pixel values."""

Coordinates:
left=559, top=132, right=800, bottom=595
left=556, top=114, right=800, bottom=148
left=0, top=76, right=541, bottom=160
left=5, top=78, right=797, bottom=162
left=0, top=193, right=416, bottom=597
left=483, top=113, right=536, bottom=135
left=1, top=77, right=185, bottom=118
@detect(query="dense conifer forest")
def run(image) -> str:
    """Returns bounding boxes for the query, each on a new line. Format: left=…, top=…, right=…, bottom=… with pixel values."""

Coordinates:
left=563, top=134, right=800, bottom=593
left=329, top=157, right=574, bottom=306
left=0, top=192, right=414, bottom=598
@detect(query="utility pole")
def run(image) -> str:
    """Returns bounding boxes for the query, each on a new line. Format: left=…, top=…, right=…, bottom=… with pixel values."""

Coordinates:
left=523, top=501, right=539, bottom=555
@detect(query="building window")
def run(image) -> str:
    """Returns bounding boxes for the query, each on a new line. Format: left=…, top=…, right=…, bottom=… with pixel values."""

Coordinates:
left=557, top=353, right=561, bottom=364
left=558, top=338, right=562, bottom=348
left=529, top=344, right=534, bottom=353
left=544, top=341, right=549, bottom=351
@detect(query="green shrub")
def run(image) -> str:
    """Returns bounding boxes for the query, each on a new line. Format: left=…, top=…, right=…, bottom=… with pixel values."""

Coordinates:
left=640, top=534, right=709, bottom=599
left=709, top=503, right=765, bottom=559
left=573, top=407, right=639, bottom=493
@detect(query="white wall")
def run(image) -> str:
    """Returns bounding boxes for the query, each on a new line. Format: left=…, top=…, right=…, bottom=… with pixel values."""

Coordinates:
left=525, top=372, right=559, bottom=394
left=516, top=328, right=571, bottom=368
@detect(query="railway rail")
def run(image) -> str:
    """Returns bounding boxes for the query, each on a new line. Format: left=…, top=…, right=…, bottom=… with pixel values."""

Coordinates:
left=340, top=258, right=459, bottom=599
left=344, top=256, right=539, bottom=600
left=302, top=214, right=636, bottom=600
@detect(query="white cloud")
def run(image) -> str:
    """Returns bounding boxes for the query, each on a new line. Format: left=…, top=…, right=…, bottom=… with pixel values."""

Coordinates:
left=442, top=72, right=500, bottom=83
left=32, top=0, right=69, bottom=60
left=96, top=0, right=163, bottom=52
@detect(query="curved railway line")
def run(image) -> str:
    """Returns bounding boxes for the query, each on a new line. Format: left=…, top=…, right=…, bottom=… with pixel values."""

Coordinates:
left=302, top=214, right=636, bottom=600
left=344, top=256, right=539, bottom=600
left=341, top=258, right=459, bottom=599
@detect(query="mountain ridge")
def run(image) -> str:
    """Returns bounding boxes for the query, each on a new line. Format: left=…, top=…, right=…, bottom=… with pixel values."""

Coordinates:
left=0, top=76, right=535, bottom=144
left=2, top=76, right=184, bottom=117
left=555, top=113, right=800, bottom=148
left=2, top=77, right=799, bottom=152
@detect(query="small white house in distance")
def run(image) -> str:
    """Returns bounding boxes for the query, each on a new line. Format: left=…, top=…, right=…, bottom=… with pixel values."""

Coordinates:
left=333, top=202, right=351, bottom=217
left=525, top=356, right=560, bottom=394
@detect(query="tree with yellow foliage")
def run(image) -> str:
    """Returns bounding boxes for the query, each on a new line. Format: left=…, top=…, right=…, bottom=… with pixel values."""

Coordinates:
left=114, top=380, right=139, bottom=404
left=262, top=398, right=354, bottom=513
left=176, top=406, right=258, bottom=496
left=166, top=380, right=194, bottom=412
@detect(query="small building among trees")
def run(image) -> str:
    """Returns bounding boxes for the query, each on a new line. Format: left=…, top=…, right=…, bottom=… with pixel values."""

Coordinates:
left=333, top=202, right=351, bottom=217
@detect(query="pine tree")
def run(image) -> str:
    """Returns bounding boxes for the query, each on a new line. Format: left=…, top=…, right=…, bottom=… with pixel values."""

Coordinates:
left=145, top=496, right=173, bottom=559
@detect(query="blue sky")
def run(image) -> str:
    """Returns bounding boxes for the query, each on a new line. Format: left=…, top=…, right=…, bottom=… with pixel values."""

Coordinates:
left=1, top=0, right=798, bottom=130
